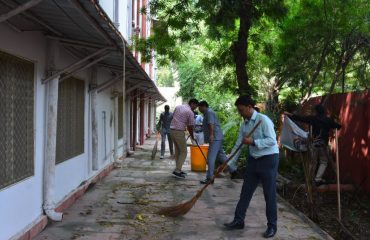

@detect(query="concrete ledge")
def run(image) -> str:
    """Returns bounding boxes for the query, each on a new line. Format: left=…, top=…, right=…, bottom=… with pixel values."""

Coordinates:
left=56, top=163, right=114, bottom=212
left=11, top=215, right=48, bottom=240
left=14, top=163, right=115, bottom=240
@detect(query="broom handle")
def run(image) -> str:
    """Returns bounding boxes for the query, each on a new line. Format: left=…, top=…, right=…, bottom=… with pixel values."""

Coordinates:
left=194, top=139, right=208, bottom=162
left=335, top=129, right=342, bottom=221
left=218, top=120, right=262, bottom=173
left=197, top=120, right=262, bottom=193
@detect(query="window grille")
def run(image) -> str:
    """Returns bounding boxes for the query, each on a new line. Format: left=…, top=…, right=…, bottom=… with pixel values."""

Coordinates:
left=56, top=77, right=85, bottom=164
left=0, top=50, right=34, bottom=189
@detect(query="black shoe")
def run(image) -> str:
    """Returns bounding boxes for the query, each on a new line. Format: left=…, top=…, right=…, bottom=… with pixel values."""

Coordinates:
left=200, top=178, right=214, bottom=184
left=224, top=220, right=244, bottom=230
left=314, top=180, right=326, bottom=187
left=180, top=171, right=188, bottom=176
left=230, top=171, right=241, bottom=179
left=263, top=227, right=277, bottom=238
left=172, top=171, right=185, bottom=179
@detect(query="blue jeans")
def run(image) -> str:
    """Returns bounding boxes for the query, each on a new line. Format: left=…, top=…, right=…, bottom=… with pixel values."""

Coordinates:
left=234, top=154, right=279, bottom=230
left=160, top=128, right=173, bottom=156
left=205, top=140, right=228, bottom=179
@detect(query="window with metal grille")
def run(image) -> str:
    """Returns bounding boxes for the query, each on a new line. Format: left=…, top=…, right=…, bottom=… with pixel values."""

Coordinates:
left=118, top=96, right=123, bottom=139
left=56, top=77, right=85, bottom=164
left=0, top=50, right=34, bottom=190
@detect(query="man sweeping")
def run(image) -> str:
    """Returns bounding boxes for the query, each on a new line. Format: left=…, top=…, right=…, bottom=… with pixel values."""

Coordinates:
left=198, top=101, right=228, bottom=184
left=284, top=104, right=342, bottom=186
left=224, top=96, right=279, bottom=239
left=157, top=105, right=174, bottom=159
left=170, top=99, right=199, bottom=179
left=228, top=106, right=261, bottom=179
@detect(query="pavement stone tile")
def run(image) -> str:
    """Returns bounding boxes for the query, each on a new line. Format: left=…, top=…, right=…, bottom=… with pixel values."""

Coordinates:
left=35, top=138, right=333, bottom=240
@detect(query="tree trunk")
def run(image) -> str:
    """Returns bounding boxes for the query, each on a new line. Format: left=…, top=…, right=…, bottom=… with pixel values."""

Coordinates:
left=321, top=54, right=343, bottom=106
left=322, top=34, right=364, bottom=105
left=341, top=66, right=345, bottom=93
left=266, top=79, right=280, bottom=114
left=232, top=0, right=253, bottom=96
left=302, top=41, right=330, bottom=104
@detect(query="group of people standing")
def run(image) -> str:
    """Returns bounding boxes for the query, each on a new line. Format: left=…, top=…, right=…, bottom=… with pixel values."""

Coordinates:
left=157, top=96, right=280, bottom=238
left=156, top=95, right=341, bottom=238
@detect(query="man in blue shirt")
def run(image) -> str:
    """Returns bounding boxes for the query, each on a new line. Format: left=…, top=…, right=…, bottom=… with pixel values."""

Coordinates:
left=194, top=111, right=204, bottom=145
left=198, top=101, right=228, bottom=184
left=224, top=96, right=279, bottom=239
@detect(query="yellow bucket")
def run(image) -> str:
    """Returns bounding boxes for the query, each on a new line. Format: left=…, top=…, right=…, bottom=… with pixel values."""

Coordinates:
left=190, top=145, right=208, bottom=172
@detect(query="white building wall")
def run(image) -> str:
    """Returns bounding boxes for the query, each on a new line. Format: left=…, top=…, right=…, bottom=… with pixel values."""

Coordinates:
left=53, top=46, right=91, bottom=203
left=55, top=54, right=129, bottom=204
left=0, top=22, right=123, bottom=239
left=0, top=24, right=45, bottom=240
left=100, top=0, right=154, bottom=78
left=96, top=70, right=116, bottom=166
left=100, top=0, right=132, bottom=40
left=157, top=86, right=183, bottom=111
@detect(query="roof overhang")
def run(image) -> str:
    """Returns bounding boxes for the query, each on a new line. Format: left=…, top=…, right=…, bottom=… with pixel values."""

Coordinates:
left=0, top=0, right=165, bottom=102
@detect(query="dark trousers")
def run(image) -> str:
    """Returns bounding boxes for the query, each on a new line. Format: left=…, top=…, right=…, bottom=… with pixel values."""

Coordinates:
left=160, top=128, right=173, bottom=156
left=234, top=154, right=279, bottom=230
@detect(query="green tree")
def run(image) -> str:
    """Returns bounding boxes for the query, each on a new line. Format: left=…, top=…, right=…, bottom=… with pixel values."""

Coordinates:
left=272, top=0, right=370, bottom=109
left=135, top=0, right=287, bottom=96
left=156, top=66, right=175, bottom=87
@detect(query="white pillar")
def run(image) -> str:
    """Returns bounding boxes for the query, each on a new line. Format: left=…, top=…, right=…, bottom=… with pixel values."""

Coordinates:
left=125, top=96, right=131, bottom=153
left=90, top=67, right=99, bottom=170
left=43, top=39, right=63, bottom=221
left=113, top=93, right=118, bottom=161
left=153, top=101, right=157, bottom=130
left=122, top=38, right=129, bottom=155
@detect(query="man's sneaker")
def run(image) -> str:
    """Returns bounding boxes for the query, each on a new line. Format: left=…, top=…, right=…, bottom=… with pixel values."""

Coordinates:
left=160, top=155, right=164, bottom=159
left=230, top=171, right=241, bottom=179
left=200, top=178, right=214, bottom=184
left=180, top=171, right=188, bottom=176
left=172, top=171, right=185, bottom=179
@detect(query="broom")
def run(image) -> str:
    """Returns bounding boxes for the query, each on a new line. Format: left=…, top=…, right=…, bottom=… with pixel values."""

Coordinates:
left=151, top=132, right=160, bottom=160
left=158, top=120, right=262, bottom=217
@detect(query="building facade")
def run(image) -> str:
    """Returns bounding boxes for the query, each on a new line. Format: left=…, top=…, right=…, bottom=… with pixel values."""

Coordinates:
left=0, top=1, right=164, bottom=239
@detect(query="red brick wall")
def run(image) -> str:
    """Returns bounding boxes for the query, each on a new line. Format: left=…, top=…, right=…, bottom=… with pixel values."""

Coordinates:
left=302, top=91, right=369, bottom=194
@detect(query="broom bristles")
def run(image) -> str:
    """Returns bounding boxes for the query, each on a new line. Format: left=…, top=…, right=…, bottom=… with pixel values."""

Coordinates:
left=151, top=133, right=160, bottom=160
left=151, top=141, right=158, bottom=160
left=157, top=194, right=200, bottom=217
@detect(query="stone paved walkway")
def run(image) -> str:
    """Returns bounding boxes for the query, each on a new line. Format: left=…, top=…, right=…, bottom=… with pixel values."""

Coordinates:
left=35, top=138, right=333, bottom=240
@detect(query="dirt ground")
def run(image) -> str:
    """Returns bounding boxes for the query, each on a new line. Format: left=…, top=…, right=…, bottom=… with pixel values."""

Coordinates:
left=278, top=184, right=370, bottom=240
left=278, top=155, right=370, bottom=240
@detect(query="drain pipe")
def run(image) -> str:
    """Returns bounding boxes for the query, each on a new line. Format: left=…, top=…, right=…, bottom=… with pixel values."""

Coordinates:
left=43, top=39, right=63, bottom=221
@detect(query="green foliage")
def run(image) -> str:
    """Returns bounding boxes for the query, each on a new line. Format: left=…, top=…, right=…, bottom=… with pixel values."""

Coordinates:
left=134, top=0, right=370, bottom=169
left=133, top=0, right=288, bottom=95
left=156, top=67, right=175, bottom=87
left=274, top=0, right=370, bottom=102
